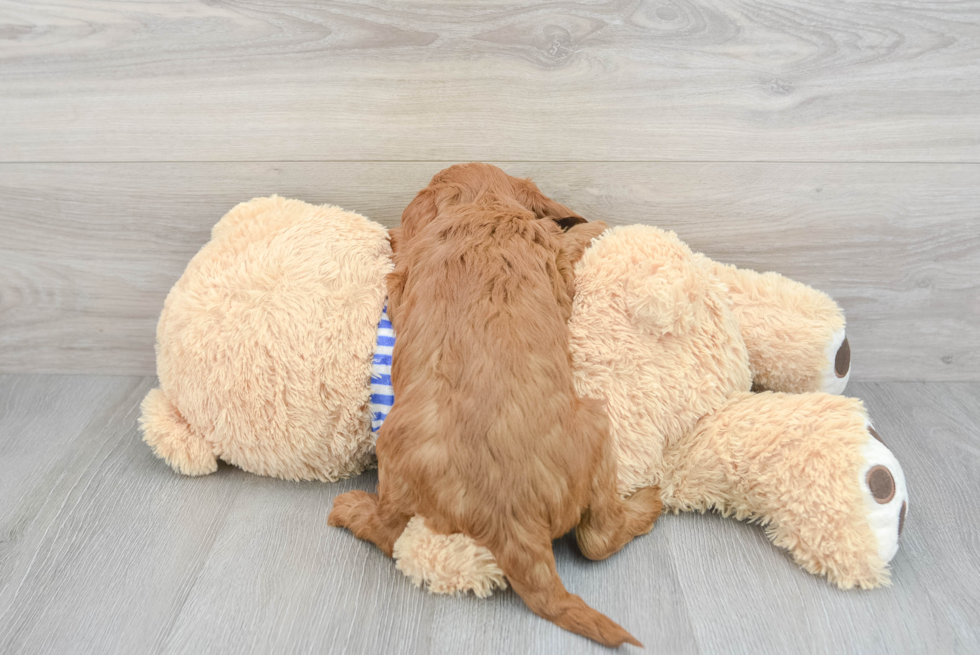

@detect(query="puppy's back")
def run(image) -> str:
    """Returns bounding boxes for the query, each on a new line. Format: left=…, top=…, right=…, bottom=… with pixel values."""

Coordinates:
left=394, top=205, right=576, bottom=433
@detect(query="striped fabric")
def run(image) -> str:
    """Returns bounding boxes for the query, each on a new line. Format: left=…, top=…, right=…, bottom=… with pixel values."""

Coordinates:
left=369, top=302, right=396, bottom=435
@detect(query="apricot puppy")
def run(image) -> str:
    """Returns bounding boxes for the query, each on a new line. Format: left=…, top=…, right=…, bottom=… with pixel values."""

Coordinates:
left=330, top=164, right=661, bottom=647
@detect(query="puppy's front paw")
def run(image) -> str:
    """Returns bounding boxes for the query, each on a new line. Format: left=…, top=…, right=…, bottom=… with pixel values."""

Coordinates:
left=328, top=490, right=377, bottom=529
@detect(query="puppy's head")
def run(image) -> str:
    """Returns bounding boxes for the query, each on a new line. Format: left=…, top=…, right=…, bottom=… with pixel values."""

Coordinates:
left=401, top=163, right=586, bottom=239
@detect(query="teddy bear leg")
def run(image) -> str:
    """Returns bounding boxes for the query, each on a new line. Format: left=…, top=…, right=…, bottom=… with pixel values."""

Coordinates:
left=139, top=388, right=218, bottom=476
left=698, top=258, right=850, bottom=394
left=392, top=515, right=508, bottom=597
left=661, top=392, right=908, bottom=589
left=576, top=442, right=663, bottom=561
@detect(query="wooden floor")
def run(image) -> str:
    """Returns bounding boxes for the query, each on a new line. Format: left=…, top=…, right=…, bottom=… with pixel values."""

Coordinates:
left=2, top=1, right=979, bottom=653
left=0, top=376, right=977, bottom=654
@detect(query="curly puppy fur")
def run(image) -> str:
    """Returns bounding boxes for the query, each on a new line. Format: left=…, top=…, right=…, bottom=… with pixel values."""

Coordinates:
left=329, top=164, right=661, bottom=648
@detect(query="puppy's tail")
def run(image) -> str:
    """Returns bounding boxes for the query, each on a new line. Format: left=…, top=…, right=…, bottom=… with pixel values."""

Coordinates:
left=488, top=530, right=642, bottom=648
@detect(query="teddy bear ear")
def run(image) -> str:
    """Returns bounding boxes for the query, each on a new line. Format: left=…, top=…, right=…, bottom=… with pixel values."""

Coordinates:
left=624, top=258, right=702, bottom=338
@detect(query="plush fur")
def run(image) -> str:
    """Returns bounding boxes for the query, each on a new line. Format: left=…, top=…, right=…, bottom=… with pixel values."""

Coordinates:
left=395, top=224, right=907, bottom=594
left=140, top=196, right=391, bottom=481
left=393, top=515, right=507, bottom=597
left=329, top=164, right=660, bottom=648
left=662, top=391, right=885, bottom=588
left=140, top=180, right=908, bottom=602
left=568, top=225, right=753, bottom=497
left=703, top=260, right=847, bottom=394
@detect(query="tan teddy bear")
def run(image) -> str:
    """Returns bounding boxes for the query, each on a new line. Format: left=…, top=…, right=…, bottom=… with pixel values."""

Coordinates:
left=140, top=195, right=908, bottom=594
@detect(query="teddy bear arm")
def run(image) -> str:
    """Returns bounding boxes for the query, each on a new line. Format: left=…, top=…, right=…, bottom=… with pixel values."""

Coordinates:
left=661, top=391, right=907, bottom=589
left=697, top=257, right=850, bottom=394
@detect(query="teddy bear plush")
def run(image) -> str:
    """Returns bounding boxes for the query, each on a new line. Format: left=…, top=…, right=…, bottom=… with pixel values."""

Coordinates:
left=140, top=194, right=908, bottom=594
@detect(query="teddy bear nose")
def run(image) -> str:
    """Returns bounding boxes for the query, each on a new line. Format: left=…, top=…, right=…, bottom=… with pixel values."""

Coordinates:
left=835, top=337, right=851, bottom=378
left=899, top=502, right=907, bottom=536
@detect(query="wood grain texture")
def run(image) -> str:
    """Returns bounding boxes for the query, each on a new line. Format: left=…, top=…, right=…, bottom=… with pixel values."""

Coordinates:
left=0, top=375, right=244, bottom=654
left=0, top=376, right=977, bottom=654
left=2, top=162, right=977, bottom=379
left=1, top=0, right=978, bottom=162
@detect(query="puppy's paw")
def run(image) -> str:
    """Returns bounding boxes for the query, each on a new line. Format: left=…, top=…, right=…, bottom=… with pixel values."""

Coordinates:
left=624, top=485, right=663, bottom=537
left=328, top=490, right=377, bottom=529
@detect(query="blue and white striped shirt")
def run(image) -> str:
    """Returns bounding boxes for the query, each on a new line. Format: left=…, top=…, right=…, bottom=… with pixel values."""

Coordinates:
left=369, top=302, right=395, bottom=436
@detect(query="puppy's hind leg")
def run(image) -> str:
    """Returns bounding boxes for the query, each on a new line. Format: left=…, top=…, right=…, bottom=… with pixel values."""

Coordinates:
left=328, top=490, right=411, bottom=558
left=577, top=480, right=662, bottom=562
left=574, top=402, right=662, bottom=562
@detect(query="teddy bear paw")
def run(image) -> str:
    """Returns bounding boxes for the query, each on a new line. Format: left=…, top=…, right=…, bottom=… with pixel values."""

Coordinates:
left=393, top=516, right=507, bottom=598
left=819, top=328, right=851, bottom=394
left=859, top=421, right=908, bottom=564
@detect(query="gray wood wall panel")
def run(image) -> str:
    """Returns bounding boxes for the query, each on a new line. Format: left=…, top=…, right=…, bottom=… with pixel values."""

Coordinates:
left=2, top=162, right=977, bottom=380
left=1, top=0, right=978, bottom=163
left=0, top=376, right=977, bottom=654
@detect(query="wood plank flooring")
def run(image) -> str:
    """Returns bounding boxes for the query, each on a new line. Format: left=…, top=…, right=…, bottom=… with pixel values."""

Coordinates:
left=0, top=376, right=977, bottom=654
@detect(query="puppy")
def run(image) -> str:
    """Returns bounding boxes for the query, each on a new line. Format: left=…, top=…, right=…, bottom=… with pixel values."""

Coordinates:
left=330, top=164, right=661, bottom=647
left=394, top=163, right=586, bottom=242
